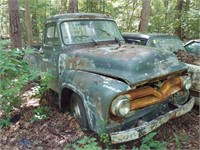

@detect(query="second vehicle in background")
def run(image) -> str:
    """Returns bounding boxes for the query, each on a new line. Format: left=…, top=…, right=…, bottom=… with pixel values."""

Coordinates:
left=122, top=33, right=200, bottom=106
left=184, top=39, right=200, bottom=55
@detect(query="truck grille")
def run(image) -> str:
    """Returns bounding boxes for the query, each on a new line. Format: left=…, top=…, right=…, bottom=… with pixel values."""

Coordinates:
left=124, top=76, right=183, bottom=110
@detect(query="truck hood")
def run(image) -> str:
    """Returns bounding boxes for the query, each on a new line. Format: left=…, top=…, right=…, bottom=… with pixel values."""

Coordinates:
left=61, top=44, right=187, bottom=85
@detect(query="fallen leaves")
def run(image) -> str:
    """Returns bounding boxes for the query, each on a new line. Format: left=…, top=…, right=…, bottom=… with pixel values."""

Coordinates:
left=0, top=85, right=199, bottom=149
left=175, top=50, right=200, bottom=65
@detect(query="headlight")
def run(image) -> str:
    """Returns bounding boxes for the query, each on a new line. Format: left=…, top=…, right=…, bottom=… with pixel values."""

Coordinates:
left=182, top=76, right=192, bottom=90
left=111, top=95, right=130, bottom=117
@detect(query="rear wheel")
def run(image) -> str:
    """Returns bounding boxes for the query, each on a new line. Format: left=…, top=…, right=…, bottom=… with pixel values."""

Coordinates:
left=70, top=93, right=89, bottom=129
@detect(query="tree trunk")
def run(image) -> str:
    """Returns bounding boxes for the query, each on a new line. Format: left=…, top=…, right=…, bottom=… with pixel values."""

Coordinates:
left=127, top=0, right=139, bottom=31
left=61, top=0, right=68, bottom=13
left=174, top=0, right=184, bottom=38
left=138, top=0, right=151, bottom=32
left=32, top=0, right=40, bottom=42
left=68, top=0, right=78, bottom=13
left=8, top=0, right=22, bottom=49
left=24, top=0, right=33, bottom=45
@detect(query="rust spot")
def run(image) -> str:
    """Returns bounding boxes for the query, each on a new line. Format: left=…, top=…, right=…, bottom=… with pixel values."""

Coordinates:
left=64, top=56, right=95, bottom=69
left=125, top=86, right=162, bottom=100
left=159, top=77, right=182, bottom=95
left=130, top=96, right=161, bottom=110
left=126, top=76, right=183, bottom=110
left=171, top=114, right=177, bottom=119
left=110, top=115, right=125, bottom=123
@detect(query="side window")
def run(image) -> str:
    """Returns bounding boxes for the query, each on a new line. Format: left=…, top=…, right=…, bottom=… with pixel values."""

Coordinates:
left=44, top=23, right=59, bottom=46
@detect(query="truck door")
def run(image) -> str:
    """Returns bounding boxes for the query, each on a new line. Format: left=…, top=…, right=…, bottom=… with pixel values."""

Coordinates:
left=40, top=22, right=60, bottom=92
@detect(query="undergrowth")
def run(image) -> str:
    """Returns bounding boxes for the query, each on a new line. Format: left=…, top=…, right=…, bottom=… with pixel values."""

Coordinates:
left=31, top=106, right=50, bottom=123
left=64, top=132, right=167, bottom=150
left=0, top=40, right=36, bottom=128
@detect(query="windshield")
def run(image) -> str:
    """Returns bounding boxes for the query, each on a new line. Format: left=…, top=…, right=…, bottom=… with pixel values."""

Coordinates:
left=60, top=20, right=124, bottom=45
left=147, top=36, right=185, bottom=52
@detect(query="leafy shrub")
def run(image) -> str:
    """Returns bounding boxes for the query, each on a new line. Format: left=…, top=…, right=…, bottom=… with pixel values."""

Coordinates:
left=36, top=71, right=54, bottom=98
left=173, top=132, right=189, bottom=150
left=132, top=132, right=167, bottom=150
left=64, top=136, right=101, bottom=150
left=0, top=40, right=36, bottom=125
left=0, top=118, right=11, bottom=129
left=98, top=131, right=110, bottom=148
left=31, top=106, right=49, bottom=123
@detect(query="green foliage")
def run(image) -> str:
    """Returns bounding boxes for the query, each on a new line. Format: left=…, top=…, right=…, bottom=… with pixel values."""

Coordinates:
left=132, top=146, right=139, bottom=150
left=38, top=71, right=54, bottom=96
left=133, top=132, right=167, bottom=150
left=99, top=131, right=110, bottom=148
left=149, top=0, right=199, bottom=38
left=173, top=133, right=181, bottom=150
left=64, top=136, right=101, bottom=150
left=31, top=106, right=49, bottom=123
left=1, top=0, right=199, bottom=40
left=64, top=132, right=167, bottom=150
left=96, top=120, right=111, bottom=148
left=0, top=41, right=36, bottom=118
left=0, top=118, right=11, bottom=129
left=173, top=132, right=189, bottom=150
left=119, top=144, right=127, bottom=150
left=178, top=132, right=189, bottom=142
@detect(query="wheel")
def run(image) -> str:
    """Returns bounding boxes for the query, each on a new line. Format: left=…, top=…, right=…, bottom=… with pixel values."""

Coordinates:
left=70, top=93, right=89, bottom=129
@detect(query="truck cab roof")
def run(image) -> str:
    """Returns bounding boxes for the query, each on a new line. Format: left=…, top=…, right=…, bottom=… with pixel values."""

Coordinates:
left=46, top=13, right=113, bottom=22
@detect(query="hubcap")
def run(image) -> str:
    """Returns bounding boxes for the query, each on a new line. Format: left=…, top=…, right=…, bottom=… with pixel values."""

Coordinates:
left=73, top=102, right=81, bottom=124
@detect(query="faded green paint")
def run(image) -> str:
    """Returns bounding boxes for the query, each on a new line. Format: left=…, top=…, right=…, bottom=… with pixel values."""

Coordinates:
left=25, top=13, right=194, bottom=143
left=123, top=32, right=200, bottom=105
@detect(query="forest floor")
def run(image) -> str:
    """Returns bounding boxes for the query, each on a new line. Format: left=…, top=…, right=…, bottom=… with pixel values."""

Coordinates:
left=0, top=83, right=199, bottom=150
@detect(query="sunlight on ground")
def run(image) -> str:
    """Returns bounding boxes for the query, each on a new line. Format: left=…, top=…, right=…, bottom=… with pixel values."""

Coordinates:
left=21, top=85, right=40, bottom=108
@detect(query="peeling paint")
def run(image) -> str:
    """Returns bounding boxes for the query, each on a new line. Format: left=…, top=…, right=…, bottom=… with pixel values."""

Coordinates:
left=25, top=14, right=194, bottom=144
left=110, top=98, right=195, bottom=144
left=187, top=64, right=200, bottom=90
left=103, top=84, right=122, bottom=93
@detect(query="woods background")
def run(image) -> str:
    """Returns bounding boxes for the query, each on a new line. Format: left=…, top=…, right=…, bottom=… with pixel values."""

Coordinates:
left=0, top=0, right=199, bottom=46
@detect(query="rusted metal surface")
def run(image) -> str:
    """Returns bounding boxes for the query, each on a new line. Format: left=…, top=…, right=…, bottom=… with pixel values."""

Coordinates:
left=59, top=44, right=187, bottom=86
left=110, top=98, right=195, bottom=144
left=24, top=13, right=194, bottom=142
left=159, top=77, right=182, bottom=95
left=59, top=69, right=131, bottom=130
left=122, top=32, right=199, bottom=105
left=123, top=77, right=183, bottom=110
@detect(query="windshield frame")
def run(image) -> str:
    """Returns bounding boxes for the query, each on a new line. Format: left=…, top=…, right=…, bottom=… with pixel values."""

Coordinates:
left=59, top=19, right=124, bottom=46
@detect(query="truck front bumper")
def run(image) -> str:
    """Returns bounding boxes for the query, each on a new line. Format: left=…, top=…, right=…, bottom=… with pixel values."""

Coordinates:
left=110, top=98, right=195, bottom=144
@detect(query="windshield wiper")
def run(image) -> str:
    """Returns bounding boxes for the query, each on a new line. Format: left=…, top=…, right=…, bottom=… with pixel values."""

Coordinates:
left=98, top=28, right=121, bottom=47
left=83, top=35, right=98, bottom=46
left=90, top=38, right=98, bottom=46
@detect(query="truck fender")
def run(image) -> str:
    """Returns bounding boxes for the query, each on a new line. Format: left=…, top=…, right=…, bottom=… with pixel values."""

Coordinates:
left=59, top=70, right=131, bottom=132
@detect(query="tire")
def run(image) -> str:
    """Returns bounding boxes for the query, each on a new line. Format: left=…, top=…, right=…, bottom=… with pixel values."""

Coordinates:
left=70, top=93, right=89, bottom=129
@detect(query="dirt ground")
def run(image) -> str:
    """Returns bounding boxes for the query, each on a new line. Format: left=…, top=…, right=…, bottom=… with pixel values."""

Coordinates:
left=0, top=84, right=199, bottom=150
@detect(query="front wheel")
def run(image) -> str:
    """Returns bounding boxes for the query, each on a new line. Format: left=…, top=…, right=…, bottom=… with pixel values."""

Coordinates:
left=70, top=93, right=89, bottom=129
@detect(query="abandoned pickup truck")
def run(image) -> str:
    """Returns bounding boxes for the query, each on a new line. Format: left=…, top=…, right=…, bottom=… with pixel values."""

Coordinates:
left=123, top=33, right=200, bottom=106
left=25, top=13, right=194, bottom=144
